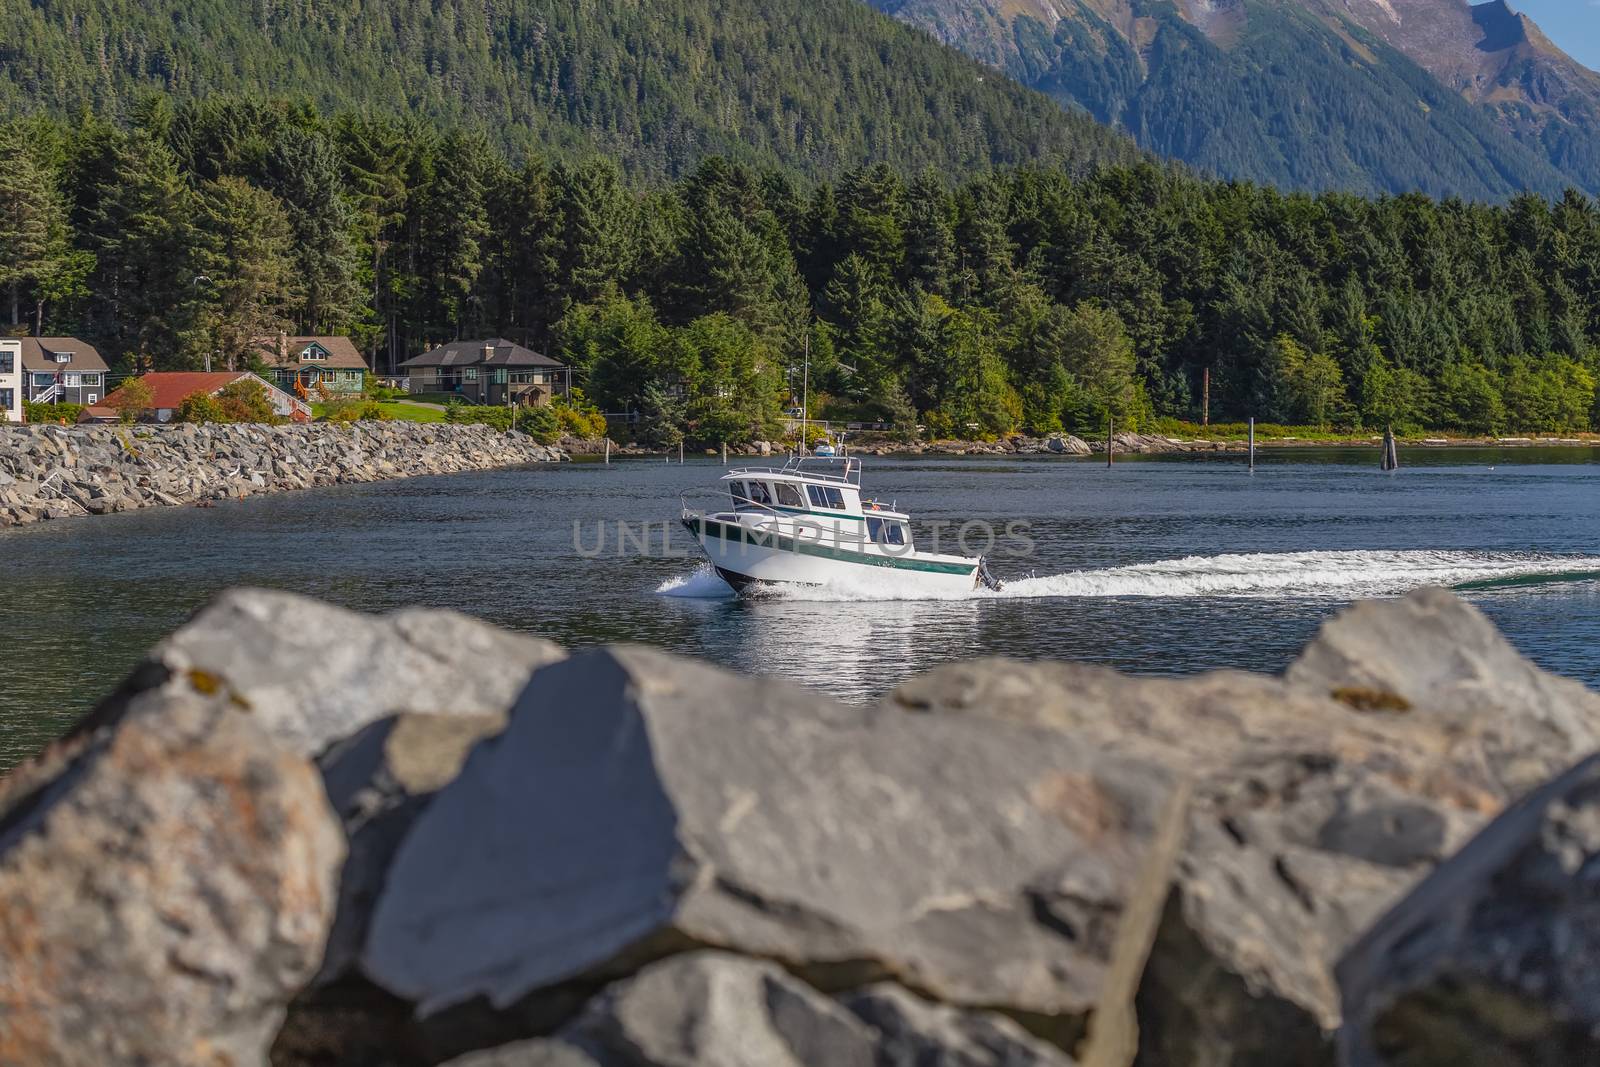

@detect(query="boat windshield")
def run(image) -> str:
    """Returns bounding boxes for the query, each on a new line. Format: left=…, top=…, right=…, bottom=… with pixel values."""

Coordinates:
left=865, top=516, right=907, bottom=545
left=806, top=484, right=846, bottom=510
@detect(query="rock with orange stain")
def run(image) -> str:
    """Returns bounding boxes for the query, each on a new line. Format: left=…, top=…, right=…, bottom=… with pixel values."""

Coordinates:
left=0, top=680, right=343, bottom=1067
left=79, top=587, right=565, bottom=758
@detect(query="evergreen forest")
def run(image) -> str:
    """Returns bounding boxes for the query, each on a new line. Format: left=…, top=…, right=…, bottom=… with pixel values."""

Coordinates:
left=5, top=100, right=1600, bottom=442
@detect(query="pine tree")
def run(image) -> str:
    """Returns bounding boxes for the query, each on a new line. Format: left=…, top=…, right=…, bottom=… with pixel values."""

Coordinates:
left=262, top=126, right=365, bottom=335
left=191, top=177, right=298, bottom=370
left=79, top=132, right=195, bottom=366
left=0, top=124, right=66, bottom=327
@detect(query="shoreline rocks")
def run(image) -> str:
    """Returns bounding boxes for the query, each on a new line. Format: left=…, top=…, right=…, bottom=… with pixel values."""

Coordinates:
left=0, top=422, right=566, bottom=528
left=0, top=588, right=1596, bottom=1065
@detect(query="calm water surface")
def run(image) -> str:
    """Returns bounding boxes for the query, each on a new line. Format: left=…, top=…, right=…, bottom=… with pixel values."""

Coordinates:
left=3, top=448, right=1599, bottom=769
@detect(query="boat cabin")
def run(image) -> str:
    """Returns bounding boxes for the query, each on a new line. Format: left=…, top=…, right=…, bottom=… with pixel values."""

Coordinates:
left=719, top=456, right=914, bottom=549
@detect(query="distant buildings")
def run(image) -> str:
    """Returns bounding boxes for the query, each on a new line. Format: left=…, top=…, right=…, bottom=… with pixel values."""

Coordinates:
left=18, top=337, right=109, bottom=406
left=253, top=334, right=368, bottom=398
left=0, top=340, right=21, bottom=423
left=400, top=339, right=567, bottom=406
left=104, top=372, right=312, bottom=423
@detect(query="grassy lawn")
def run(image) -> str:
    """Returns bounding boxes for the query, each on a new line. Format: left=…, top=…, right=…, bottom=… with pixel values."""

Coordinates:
left=377, top=402, right=447, bottom=422
left=405, top=392, right=461, bottom=407
left=311, top=401, right=449, bottom=423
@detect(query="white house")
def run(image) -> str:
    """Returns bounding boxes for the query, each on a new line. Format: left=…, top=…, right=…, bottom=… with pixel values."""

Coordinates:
left=0, top=340, right=22, bottom=423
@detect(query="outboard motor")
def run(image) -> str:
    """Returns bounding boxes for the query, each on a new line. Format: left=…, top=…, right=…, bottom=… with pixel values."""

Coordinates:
left=976, top=556, right=1004, bottom=592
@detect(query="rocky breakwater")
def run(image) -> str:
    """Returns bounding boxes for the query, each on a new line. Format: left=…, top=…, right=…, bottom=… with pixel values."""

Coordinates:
left=0, top=421, right=565, bottom=527
left=0, top=588, right=1598, bottom=1066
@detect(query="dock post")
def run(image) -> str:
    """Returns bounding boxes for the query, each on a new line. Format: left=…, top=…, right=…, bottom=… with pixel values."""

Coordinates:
left=1382, top=425, right=1399, bottom=471
left=604, top=438, right=610, bottom=465
left=722, top=441, right=727, bottom=465
left=1106, top=416, right=1114, bottom=468
left=679, top=441, right=684, bottom=464
left=1248, top=417, right=1255, bottom=472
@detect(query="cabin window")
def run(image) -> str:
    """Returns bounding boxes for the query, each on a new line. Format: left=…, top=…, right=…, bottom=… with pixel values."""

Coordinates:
left=805, top=484, right=845, bottom=510
left=865, top=517, right=906, bottom=545
left=775, top=482, right=803, bottom=508
left=728, top=481, right=745, bottom=506
left=748, top=481, right=773, bottom=505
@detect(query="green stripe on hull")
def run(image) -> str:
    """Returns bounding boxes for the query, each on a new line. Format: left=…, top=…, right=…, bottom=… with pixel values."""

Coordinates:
left=684, top=517, right=975, bottom=576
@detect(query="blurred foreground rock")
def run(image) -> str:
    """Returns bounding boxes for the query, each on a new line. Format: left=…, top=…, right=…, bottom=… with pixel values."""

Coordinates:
left=0, top=587, right=1595, bottom=1066
left=1338, top=753, right=1600, bottom=1066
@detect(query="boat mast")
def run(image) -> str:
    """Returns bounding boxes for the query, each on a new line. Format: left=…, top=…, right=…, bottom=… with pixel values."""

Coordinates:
left=800, top=328, right=809, bottom=457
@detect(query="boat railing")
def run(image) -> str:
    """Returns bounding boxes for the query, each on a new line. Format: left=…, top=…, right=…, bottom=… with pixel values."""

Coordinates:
left=680, top=486, right=783, bottom=522
left=724, top=455, right=862, bottom=486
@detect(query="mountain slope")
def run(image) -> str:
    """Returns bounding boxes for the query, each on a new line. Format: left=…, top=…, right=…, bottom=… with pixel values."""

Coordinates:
left=871, top=0, right=1600, bottom=197
left=0, top=0, right=1141, bottom=179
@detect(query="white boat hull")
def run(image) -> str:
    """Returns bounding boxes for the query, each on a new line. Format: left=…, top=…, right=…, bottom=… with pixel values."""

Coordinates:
left=682, top=515, right=982, bottom=595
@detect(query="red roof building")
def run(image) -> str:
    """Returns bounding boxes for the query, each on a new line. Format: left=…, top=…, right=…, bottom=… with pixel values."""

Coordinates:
left=104, top=372, right=313, bottom=423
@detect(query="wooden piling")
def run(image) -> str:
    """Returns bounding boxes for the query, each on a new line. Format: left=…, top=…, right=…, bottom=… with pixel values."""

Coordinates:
left=1248, top=417, right=1255, bottom=472
left=679, top=441, right=684, bottom=464
left=722, top=440, right=727, bottom=465
left=1106, top=416, right=1114, bottom=468
left=604, top=438, right=610, bottom=465
left=1382, top=425, right=1399, bottom=471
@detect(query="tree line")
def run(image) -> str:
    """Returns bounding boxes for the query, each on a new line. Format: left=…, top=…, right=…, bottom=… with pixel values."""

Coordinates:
left=3, top=99, right=1600, bottom=442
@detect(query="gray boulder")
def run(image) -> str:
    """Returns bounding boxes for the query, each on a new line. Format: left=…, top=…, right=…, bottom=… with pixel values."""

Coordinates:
left=0, top=683, right=343, bottom=1067
left=315, top=710, right=512, bottom=983
left=1288, top=586, right=1600, bottom=794
left=440, top=952, right=876, bottom=1067
left=889, top=589, right=1600, bottom=1066
left=84, top=587, right=564, bottom=757
left=845, top=982, right=1078, bottom=1066
left=566, top=950, right=875, bottom=1067
left=363, top=646, right=1187, bottom=1061
left=1337, top=753, right=1600, bottom=1067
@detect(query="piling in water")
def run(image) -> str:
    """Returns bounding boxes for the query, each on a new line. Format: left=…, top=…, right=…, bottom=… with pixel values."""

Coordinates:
left=1382, top=425, right=1400, bottom=471
left=1248, top=418, right=1255, bottom=472
left=1106, top=417, right=1114, bottom=468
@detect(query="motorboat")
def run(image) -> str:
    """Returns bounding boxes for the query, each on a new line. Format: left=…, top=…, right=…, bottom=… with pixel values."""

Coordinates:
left=680, top=454, right=1003, bottom=595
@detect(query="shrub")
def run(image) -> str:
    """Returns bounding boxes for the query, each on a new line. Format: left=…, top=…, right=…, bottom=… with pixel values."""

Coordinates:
left=215, top=379, right=280, bottom=424
left=176, top=391, right=225, bottom=424
left=326, top=400, right=389, bottom=423
left=444, top=403, right=514, bottom=431
left=515, top=405, right=562, bottom=443
left=23, top=401, right=83, bottom=425
left=109, top=376, right=155, bottom=423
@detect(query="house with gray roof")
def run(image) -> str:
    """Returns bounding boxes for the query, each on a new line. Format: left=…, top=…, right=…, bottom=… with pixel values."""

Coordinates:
left=400, top=339, right=568, bottom=406
left=18, top=337, right=111, bottom=406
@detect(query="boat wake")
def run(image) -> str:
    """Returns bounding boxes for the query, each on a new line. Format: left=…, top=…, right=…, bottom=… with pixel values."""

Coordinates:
left=655, top=551, right=1600, bottom=603
left=996, top=550, right=1600, bottom=601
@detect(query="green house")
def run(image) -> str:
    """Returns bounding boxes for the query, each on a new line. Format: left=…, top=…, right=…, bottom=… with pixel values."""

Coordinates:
left=253, top=335, right=368, bottom=398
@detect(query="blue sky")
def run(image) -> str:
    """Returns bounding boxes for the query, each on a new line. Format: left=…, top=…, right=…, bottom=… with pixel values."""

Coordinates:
left=1510, top=1, right=1600, bottom=71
